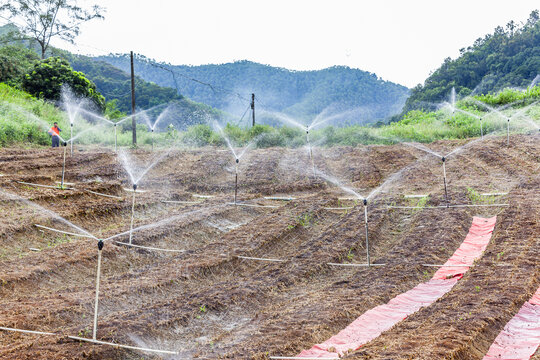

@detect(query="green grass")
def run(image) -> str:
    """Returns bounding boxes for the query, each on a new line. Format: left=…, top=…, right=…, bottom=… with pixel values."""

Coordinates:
left=1, top=82, right=539, bottom=149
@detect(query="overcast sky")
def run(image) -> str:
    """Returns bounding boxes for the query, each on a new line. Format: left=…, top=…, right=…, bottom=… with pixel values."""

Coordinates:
left=44, top=1, right=540, bottom=88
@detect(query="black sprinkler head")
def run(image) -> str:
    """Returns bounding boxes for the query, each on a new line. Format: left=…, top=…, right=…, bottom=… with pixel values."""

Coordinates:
left=62, top=141, right=67, bottom=147
left=235, top=158, right=239, bottom=164
left=363, top=199, right=367, bottom=206
left=133, top=183, right=137, bottom=191
left=442, top=156, right=446, bottom=162
left=97, top=240, right=104, bottom=250
left=70, top=123, right=73, bottom=127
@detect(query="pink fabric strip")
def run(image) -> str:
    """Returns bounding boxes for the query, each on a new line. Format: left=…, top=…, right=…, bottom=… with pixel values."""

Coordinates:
left=297, top=216, right=497, bottom=358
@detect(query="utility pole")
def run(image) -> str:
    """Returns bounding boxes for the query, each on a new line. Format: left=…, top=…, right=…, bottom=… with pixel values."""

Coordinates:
left=251, top=93, right=255, bottom=127
left=130, top=51, right=137, bottom=145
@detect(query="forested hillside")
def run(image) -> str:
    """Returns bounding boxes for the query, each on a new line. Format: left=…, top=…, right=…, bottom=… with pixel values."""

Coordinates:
left=404, top=10, right=540, bottom=112
left=96, top=56, right=410, bottom=123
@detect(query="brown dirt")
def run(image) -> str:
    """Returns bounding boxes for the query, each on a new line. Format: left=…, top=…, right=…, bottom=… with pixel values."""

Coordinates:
left=0, top=134, right=538, bottom=359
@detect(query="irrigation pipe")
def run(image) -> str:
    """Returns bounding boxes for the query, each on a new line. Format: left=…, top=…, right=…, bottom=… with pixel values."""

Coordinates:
left=387, top=204, right=509, bottom=209
left=92, top=241, right=103, bottom=340
left=237, top=255, right=285, bottom=262
left=162, top=200, right=201, bottom=205
left=270, top=357, right=338, bottom=360
left=327, top=262, right=386, bottom=267
left=35, top=224, right=96, bottom=239
left=114, top=241, right=186, bottom=253
left=17, top=181, right=73, bottom=190
left=421, top=264, right=470, bottom=267
left=67, top=336, right=179, bottom=355
left=85, top=189, right=123, bottom=200
left=264, top=196, right=296, bottom=201
left=226, top=202, right=280, bottom=209
left=192, top=194, right=214, bottom=198
left=0, top=326, right=57, bottom=336
left=323, top=207, right=354, bottom=210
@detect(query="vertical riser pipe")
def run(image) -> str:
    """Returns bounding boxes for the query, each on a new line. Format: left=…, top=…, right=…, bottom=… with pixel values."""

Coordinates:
left=129, top=191, right=136, bottom=244
left=93, top=242, right=103, bottom=340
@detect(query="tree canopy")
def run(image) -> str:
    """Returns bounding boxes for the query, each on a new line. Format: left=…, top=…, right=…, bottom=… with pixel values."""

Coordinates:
left=22, top=56, right=105, bottom=110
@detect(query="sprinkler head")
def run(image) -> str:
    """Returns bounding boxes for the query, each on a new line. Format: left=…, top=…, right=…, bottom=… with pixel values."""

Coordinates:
left=97, top=240, right=104, bottom=251
left=114, top=123, right=117, bottom=127
left=442, top=156, right=446, bottom=162
left=70, top=123, right=73, bottom=127
left=62, top=141, right=67, bottom=147
left=132, top=183, right=137, bottom=191
left=151, top=128, right=154, bottom=132
left=235, top=158, right=239, bottom=164
left=306, top=129, right=309, bottom=134
left=363, top=199, right=367, bottom=206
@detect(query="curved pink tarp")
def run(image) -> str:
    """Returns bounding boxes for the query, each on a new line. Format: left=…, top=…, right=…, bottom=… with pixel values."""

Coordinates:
left=297, top=216, right=497, bottom=359
left=482, top=286, right=540, bottom=360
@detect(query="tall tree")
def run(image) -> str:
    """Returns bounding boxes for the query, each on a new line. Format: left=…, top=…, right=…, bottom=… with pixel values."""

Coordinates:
left=0, top=0, right=104, bottom=58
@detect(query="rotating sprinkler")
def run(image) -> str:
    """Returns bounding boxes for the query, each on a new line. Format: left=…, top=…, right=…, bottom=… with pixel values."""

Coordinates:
left=306, top=128, right=315, bottom=176
left=507, top=118, right=510, bottom=146
left=60, top=141, right=68, bottom=189
left=363, top=198, right=370, bottom=267
left=114, top=123, right=117, bottom=152
left=442, top=157, right=449, bottom=207
left=128, top=183, right=137, bottom=244
left=70, top=123, right=74, bottom=156
left=93, top=239, right=104, bottom=340
left=234, top=158, right=239, bottom=205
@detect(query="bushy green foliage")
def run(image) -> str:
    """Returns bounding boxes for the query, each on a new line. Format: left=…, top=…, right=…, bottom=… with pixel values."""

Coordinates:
left=22, top=57, right=105, bottom=111
left=475, top=86, right=540, bottom=105
left=404, top=10, right=540, bottom=113
left=0, top=45, right=39, bottom=87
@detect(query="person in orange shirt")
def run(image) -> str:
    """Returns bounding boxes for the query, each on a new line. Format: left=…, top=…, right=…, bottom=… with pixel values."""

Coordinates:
left=48, top=122, right=62, bottom=147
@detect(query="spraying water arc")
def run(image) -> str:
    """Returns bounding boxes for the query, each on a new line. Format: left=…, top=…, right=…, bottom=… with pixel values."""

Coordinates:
left=128, top=183, right=137, bottom=244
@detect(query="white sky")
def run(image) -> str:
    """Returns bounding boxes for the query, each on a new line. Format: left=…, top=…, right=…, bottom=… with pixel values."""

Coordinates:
left=40, top=1, right=540, bottom=87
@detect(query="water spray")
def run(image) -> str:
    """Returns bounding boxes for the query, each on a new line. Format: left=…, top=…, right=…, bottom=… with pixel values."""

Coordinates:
left=93, top=239, right=104, bottom=340
left=128, top=183, right=137, bottom=244
left=363, top=198, right=370, bottom=267
left=70, top=123, right=74, bottom=156
left=61, top=141, right=68, bottom=189
left=442, top=157, right=449, bottom=207
left=234, top=158, right=239, bottom=205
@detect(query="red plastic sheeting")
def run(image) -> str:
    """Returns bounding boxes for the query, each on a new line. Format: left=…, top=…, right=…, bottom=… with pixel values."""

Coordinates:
left=297, top=216, right=497, bottom=359
left=483, top=287, right=540, bottom=360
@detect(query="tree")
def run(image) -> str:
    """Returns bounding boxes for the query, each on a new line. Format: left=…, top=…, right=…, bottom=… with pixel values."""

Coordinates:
left=23, top=56, right=105, bottom=110
left=0, top=0, right=104, bottom=58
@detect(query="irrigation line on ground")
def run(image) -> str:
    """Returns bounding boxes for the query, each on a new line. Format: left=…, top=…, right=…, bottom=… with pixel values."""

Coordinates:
left=114, top=241, right=186, bottom=253
left=264, top=196, right=296, bottom=201
left=387, top=204, right=509, bottom=209
left=85, top=189, right=123, bottom=200
left=17, top=181, right=73, bottom=190
left=162, top=200, right=201, bottom=205
left=269, top=357, right=338, bottom=360
left=226, top=202, right=280, bottom=209
left=67, top=336, right=179, bottom=355
left=35, top=224, right=96, bottom=239
left=421, top=264, right=471, bottom=267
left=237, top=255, right=286, bottom=262
left=323, top=207, right=354, bottom=210
left=0, top=326, right=56, bottom=336
left=327, top=262, right=386, bottom=267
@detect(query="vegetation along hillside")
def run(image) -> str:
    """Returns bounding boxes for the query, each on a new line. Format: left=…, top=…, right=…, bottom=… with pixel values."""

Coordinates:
left=404, top=10, right=540, bottom=113
left=95, top=56, right=410, bottom=123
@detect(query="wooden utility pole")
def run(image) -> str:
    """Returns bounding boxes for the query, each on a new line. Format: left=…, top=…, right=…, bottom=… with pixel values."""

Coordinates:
left=130, top=51, right=137, bottom=145
left=251, top=93, right=255, bottom=127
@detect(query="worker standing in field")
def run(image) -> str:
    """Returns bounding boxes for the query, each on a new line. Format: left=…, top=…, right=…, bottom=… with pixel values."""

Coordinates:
left=48, top=122, right=62, bottom=147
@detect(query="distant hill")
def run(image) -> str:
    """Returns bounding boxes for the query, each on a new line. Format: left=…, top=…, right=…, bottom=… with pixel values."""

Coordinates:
left=403, top=10, right=540, bottom=113
left=95, top=56, right=410, bottom=124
